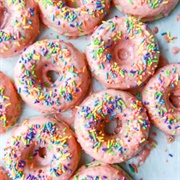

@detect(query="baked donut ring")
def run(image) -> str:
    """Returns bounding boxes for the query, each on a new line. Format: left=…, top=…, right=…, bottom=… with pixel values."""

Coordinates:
left=35, top=0, right=110, bottom=37
left=3, top=116, right=80, bottom=179
left=113, top=0, right=179, bottom=22
left=71, top=161, right=132, bottom=180
left=0, top=71, right=21, bottom=133
left=142, top=63, right=180, bottom=135
left=86, top=16, right=160, bottom=90
left=14, top=39, right=90, bottom=114
left=0, top=0, right=40, bottom=58
left=75, top=89, right=150, bottom=163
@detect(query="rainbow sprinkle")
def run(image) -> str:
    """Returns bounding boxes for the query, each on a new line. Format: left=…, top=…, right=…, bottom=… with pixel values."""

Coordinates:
left=36, top=0, right=110, bottom=36
left=0, top=87, right=8, bottom=127
left=0, top=72, right=21, bottom=132
left=73, top=162, right=132, bottom=180
left=15, top=39, right=88, bottom=113
left=0, top=0, right=38, bottom=55
left=75, top=90, right=150, bottom=163
left=3, top=118, right=76, bottom=179
left=129, top=0, right=169, bottom=9
left=86, top=16, right=160, bottom=89
left=143, top=64, right=180, bottom=135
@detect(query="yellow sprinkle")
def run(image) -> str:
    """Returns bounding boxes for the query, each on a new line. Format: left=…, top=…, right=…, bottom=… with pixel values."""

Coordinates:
left=33, top=54, right=41, bottom=60
left=5, top=103, right=11, bottom=107
left=140, top=138, right=146, bottom=143
left=3, top=95, right=10, bottom=100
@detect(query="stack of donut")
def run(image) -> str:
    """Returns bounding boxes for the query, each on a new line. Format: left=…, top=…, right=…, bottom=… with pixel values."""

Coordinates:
left=0, top=0, right=179, bottom=179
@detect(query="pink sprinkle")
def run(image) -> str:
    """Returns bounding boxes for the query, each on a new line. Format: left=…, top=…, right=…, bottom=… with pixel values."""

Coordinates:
left=153, top=26, right=159, bottom=34
left=176, top=14, right=180, bottom=21
left=172, top=46, right=180, bottom=55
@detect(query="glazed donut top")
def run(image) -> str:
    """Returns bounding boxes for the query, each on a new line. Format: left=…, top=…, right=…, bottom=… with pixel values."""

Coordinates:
left=0, top=71, right=21, bottom=133
left=36, top=0, right=110, bottom=37
left=71, top=161, right=132, bottom=180
left=75, top=89, right=150, bottom=163
left=86, top=16, right=160, bottom=89
left=142, top=63, right=180, bottom=135
left=0, top=0, right=39, bottom=58
left=113, top=0, right=179, bottom=21
left=14, top=39, right=90, bottom=114
left=3, top=116, right=79, bottom=179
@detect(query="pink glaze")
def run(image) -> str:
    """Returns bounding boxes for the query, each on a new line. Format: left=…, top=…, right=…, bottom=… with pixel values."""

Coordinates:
left=0, top=167, right=8, bottom=180
left=55, top=80, right=93, bottom=125
left=0, top=71, right=21, bottom=133
left=86, top=16, right=160, bottom=90
left=113, top=0, right=179, bottom=22
left=153, top=26, right=159, bottom=34
left=75, top=89, right=150, bottom=164
left=35, top=0, right=110, bottom=37
left=176, top=14, right=180, bottom=21
left=0, top=0, right=40, bottom=58
left=3, top=116, right=80, bottom=179
left=70, top=161, right=132, bottom=180
left=142, top=64, right=180, bottom=135
left=172, top=46, right=180, bottom=55
left=136, top=137, right=157, bottom=167
left=128, top=54, right=169, bottom=97
left=14, top=39, right=91, bottom=114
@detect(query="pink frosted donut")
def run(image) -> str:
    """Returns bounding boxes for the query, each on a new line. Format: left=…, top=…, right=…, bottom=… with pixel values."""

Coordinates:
left=14, top=39, right=90, bottom=114
left=35, top=0, right=110, bottom=37
left=86, top=16, right=160, bottom=90
left=142, top=63, right=180, bottom=135
left=0, top=0, right=40, bottom=58
left=70, top=161, right=132, bottom=180
left=0, top=71, right=21, bottom=133
left=75, top=89, right=150, bottom=163
left=3, top=116, right=80, bottom=179
left=113, top=0, right=179, bottom=22
left=0, top=167, right=8, bottom=180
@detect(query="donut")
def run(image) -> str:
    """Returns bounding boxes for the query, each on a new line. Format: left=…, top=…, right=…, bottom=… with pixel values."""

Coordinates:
left=0, top=0, right=40, bottom=58
left=35, top=0, right=110, bottom=37
left=0, top=166, right=8, bottom=180
left=142, top=63, right=180, bottom=135
left=0, top=71, right=21, bottom=133
left=70, top=161, right=132, bottom=180
left=113, top=0, right=179, bottom=22
left=14, top=39, right=91, bottom=114
left=74, top=89, right=150, bottom=163
left=3, top=116, right=80, bottom=179
left=86, top=16, right=160, bottom=90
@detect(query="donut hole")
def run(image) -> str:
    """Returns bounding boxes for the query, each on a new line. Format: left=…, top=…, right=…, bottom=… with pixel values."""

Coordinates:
left=117, top=48, right=131, bottom=61
left=38, top=147, right=47, bottom=158
left=0, top=7, right=9, bottom=28
left=47, top=70, right=59, bottom=84
left=104, top=119, right=121, bottom=136
left=169, top=90, right=180, bottom=108
left=113, top=40, right=135, bottom=64
left=64, top=0, right=82, bottom=8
